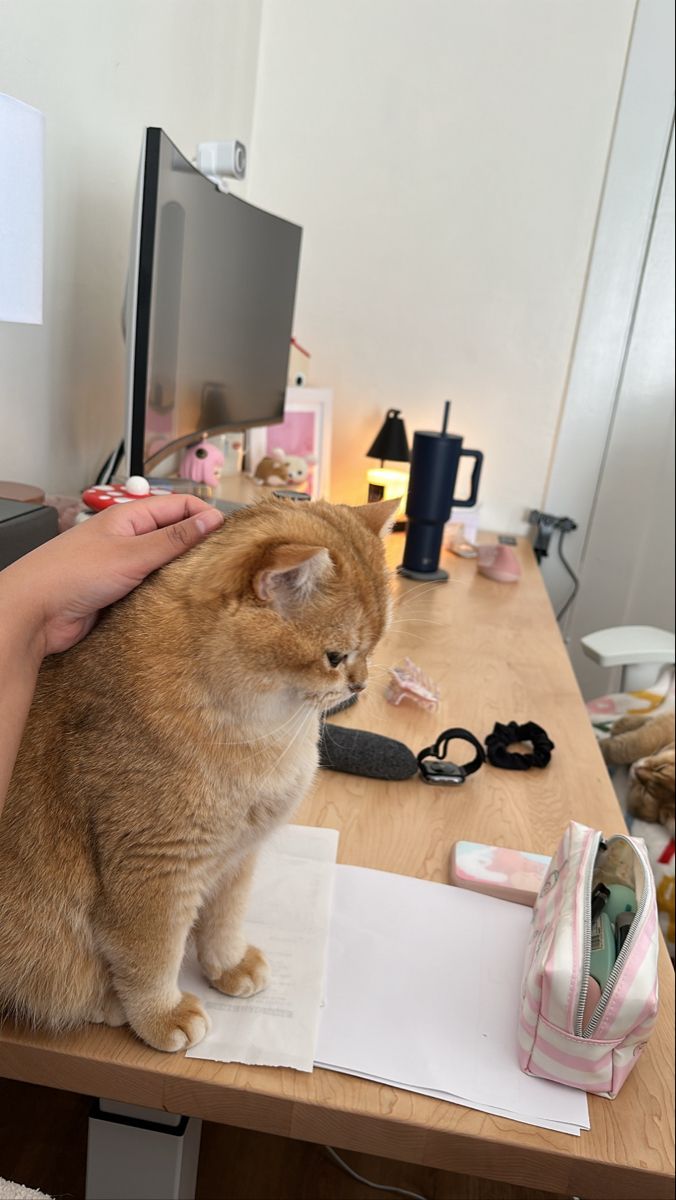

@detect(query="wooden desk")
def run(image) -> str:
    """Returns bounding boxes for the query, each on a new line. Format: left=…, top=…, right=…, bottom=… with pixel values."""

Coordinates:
left=0, top=535, right=673, bottom=1199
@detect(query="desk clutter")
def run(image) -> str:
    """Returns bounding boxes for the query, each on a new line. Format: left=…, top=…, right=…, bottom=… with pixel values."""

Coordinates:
left=179, top=822, right=596, bottom=1136
left=180, top=820, right=659, bottom=1130
left=318, top=714, right=555, bottom=785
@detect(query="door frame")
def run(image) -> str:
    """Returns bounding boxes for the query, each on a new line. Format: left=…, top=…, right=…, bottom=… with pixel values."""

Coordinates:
left=540, top=0, right=675, bottom=629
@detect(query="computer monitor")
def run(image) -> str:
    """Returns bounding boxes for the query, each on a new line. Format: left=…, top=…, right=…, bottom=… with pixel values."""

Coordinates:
left=124, top=128, right=302, bottom=476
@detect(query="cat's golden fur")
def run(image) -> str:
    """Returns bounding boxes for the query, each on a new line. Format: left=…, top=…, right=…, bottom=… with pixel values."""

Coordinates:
left=0, top=497, right=397, bottom=1051
left=602, top=709, right=675, bottom=835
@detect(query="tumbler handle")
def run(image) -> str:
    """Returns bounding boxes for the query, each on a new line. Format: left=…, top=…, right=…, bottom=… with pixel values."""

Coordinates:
left=453, top=449, right=483, bottom=508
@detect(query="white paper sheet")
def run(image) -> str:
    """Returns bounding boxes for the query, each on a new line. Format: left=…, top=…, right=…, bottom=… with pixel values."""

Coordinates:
left=181, top=824, right=338, bottom=1071
left=314, top=1064, right=581, bottom=1135
left=316, top=865, right=589, bottom=1134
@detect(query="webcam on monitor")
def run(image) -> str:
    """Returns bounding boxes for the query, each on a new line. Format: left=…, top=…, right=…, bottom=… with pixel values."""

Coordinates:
left=194, top=140, right=247, bottom=192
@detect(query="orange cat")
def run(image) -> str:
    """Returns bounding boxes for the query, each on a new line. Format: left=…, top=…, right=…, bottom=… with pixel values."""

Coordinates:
left=0, top=498, right=397, bottom=1051
left=602, top=710, right=675, bottom=835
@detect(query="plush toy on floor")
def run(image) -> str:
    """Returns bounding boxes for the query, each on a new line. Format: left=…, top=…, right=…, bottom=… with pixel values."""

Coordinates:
left=601, top=710, right=675, bottom=834
left=601, top=710, right=675, bottom=958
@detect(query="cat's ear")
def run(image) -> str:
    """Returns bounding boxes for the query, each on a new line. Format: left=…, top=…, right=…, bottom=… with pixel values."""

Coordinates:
left=254, top=543, right=333, bottom=612
left=350, top=498, right=401, bottom=538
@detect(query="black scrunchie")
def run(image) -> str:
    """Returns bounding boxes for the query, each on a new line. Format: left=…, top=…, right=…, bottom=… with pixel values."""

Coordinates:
left=485, top=721, right=554, bottom=770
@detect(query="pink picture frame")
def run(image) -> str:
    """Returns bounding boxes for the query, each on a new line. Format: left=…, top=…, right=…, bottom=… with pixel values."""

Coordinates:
left=246, top=388, right=332, bottom=500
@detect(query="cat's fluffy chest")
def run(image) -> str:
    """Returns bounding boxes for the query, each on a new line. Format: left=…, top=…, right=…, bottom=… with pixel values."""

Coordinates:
left=197, top=701, right=321, bottom=845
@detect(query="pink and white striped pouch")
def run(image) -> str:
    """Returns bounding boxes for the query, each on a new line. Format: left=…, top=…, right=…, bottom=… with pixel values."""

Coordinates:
left=518, top=820, right=659, bottom=1098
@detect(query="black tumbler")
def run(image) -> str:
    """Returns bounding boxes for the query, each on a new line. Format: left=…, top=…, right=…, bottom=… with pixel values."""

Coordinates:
left=401, top=432, right=483, bottom=578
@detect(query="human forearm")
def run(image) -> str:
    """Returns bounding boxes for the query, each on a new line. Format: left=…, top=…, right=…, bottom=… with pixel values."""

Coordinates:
left=0, top=497, right=225, bottom=819
left=0, top=586, right=43, bottom=816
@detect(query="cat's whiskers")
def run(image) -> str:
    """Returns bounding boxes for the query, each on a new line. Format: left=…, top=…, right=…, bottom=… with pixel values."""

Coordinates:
left=254, top=704, right=317, bottom=786
left=212, top=701, right=309, bottom=748
left=383, top=628, right=429, bottom=643
left=320, top=721, right=347, bottom=751
left=391, top=580, right=454, bottom=610
left=389, top=615, right=447, bottom=631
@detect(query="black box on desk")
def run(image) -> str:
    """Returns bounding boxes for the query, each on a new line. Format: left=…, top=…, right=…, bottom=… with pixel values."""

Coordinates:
left=0, top=499, right=59, bottom=570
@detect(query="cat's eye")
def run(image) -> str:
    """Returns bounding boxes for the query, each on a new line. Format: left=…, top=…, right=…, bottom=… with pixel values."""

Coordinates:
left=326, top=651, right=347, bottom=669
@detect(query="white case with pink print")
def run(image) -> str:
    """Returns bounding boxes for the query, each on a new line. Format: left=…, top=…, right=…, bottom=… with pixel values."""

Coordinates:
left=518, top=820, right=660, bottom=1098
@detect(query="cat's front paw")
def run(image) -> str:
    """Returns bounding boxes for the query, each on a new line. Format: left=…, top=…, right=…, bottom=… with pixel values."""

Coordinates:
left=133, top=993, right=210, bottom=1053
left=210, top=945, right=270, bottom=998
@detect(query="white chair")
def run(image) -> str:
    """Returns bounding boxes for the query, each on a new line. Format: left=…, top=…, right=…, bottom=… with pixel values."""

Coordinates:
left=581, top=626, right=675, bottom=693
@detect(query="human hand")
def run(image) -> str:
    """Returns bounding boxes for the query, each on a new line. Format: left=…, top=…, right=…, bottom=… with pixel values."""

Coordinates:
left=0, top=495, right=225, bottom=658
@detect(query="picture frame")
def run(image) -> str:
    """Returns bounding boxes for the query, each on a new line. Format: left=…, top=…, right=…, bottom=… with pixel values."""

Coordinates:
left=246, top=387, right=333, bottom=500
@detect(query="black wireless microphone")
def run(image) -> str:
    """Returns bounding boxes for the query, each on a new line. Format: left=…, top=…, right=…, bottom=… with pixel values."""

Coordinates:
left=319, top=724, right=418, bottom=781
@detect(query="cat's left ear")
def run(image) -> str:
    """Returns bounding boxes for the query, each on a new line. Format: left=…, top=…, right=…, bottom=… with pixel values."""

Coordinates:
left=351, top=498, right=401, bottom=538
left=254, top=543, right=333, bottom=612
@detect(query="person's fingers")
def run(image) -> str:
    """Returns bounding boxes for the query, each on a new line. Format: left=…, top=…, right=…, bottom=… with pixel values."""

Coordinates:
left=127, top=506, right=225, bottom=574
left=106, top=494, right=214, bottom=536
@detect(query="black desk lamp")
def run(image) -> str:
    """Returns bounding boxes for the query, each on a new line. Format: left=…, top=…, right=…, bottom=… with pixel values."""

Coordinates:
left=366, top=409, right=410, bottom=530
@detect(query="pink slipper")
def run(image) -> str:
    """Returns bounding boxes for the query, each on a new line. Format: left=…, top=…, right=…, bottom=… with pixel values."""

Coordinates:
left=477, top=544, right=521, bottom=583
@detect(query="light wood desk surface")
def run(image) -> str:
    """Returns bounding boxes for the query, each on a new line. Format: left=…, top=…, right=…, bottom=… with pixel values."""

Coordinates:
left=0, top=531, right=673, bottom=1199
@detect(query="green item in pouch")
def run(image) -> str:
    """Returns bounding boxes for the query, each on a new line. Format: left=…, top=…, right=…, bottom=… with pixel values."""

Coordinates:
left=603, top=884, right=637, bottom=925
left=590, top=912, right=616, bottom=991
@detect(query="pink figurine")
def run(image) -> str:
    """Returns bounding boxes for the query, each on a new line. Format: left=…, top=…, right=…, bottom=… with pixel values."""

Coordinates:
left=179, top=441, right=225, bottom=489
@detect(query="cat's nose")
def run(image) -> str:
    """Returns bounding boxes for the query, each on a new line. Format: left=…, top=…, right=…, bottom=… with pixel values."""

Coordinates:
left=348, top=681, right=366, bottom=694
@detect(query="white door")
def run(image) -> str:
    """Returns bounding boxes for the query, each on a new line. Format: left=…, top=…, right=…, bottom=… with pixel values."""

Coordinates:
left=563, top=131, right=675, bottom=699
left=540, top=0, right=675, bottom=700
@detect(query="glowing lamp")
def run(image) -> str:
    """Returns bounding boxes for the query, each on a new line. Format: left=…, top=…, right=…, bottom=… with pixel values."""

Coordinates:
left=365, top=408, right=410, bottom=528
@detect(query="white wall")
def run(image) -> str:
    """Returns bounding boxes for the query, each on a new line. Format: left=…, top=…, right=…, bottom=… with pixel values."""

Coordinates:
left=247, top=0, right=636, bottom=525
left=0, top=0, right=261, bottom=495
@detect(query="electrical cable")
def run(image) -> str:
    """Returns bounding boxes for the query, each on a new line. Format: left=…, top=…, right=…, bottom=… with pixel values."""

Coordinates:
left=96, top=439, right=125, bottom=486
left=324, top=1146, right=430, bottom=1200
left=555, top=527, right=579, bottom=621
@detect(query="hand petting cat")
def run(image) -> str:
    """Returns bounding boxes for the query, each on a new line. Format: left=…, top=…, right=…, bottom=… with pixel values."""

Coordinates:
left=1, top=494, right=225, bottom=657
left=0, top=496, right=224, bottom=817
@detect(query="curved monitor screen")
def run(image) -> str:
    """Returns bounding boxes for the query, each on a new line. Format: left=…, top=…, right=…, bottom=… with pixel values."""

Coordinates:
left=126, top=128, right=302, bottom=474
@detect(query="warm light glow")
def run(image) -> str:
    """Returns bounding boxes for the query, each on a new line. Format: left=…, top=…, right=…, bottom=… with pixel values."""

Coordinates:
left=366, top=466, right=409, bottom=518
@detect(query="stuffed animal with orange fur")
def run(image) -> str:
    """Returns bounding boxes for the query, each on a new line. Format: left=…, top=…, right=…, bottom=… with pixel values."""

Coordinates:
left=253, top=448, right=316, bottom=488
left=602, top=710, right=675, bottom=835
left=602, top=710, right=675, bottom=958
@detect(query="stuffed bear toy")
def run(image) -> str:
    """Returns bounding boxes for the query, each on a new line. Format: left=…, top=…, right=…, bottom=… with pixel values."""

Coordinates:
left=601, top=710, right=675, bottom=834
left=252, top=447, right=316, bottom=489
left=601, top=709, right=675, bottom=959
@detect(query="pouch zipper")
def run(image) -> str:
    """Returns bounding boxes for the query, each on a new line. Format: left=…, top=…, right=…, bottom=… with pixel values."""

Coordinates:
left=581, top=834, right=651, bottom=1037
left=574, top=829, right=603, bottom=1036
